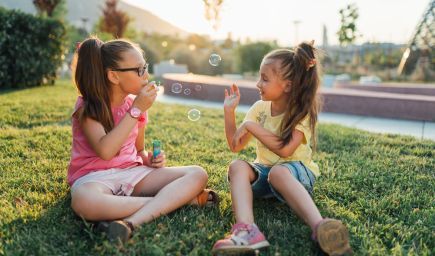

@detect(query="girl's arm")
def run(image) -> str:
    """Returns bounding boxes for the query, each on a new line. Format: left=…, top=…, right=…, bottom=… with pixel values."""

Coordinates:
left=135, top=125, right=166, bottom=168
left=224, top=84, right=252, bottom=152
left=135, top=125, right=145, bottom=152
left=82, top=83, right=158, bottom=161
left=135, top=125, right=152, bottom=166
left=242, top=121, right=304, bottom=158
left=82, top=114, right=140, bottom=161
left=225, top=110, right=252, bottom=152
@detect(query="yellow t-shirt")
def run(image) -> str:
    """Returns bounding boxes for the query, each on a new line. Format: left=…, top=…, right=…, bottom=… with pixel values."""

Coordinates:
left=243, top=100, right=320, bottom=177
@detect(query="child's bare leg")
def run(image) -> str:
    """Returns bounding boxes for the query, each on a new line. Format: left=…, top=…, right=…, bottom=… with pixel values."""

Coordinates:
left=124, top=165, right=208, bottom=226
left=71, top=183, right=153, bottom=221
left=131, top=166, right=207, bottom=205
left=227, top=160, right=257, bottom=224
left=268, top=166, right=322, bottom=230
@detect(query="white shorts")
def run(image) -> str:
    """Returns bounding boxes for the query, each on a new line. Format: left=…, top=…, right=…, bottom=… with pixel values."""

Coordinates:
left=71, top=165, right=154, bottom=196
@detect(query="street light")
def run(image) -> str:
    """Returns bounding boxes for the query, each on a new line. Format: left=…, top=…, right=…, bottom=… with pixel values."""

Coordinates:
left=81, top=17, right=89, bottom=34
left=293, top=20, right=301, bottom=46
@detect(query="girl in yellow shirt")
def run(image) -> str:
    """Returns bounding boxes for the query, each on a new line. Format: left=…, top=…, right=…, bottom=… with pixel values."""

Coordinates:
left=213, top=41, right=352, bottom=255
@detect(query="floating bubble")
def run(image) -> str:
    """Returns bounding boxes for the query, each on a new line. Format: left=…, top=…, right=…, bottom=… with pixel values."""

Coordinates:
left=171, top=83, right=182, bottom=94
left=194, top=84, right=202, bottom=91
left=209, top=53, right=222, bottom=66
left=161, top=41, right=168, bottom=47
left=184, top=88, right=191, bottom=95
left=153, top=81, right=161, bottom=92
left=187, top=109, right=201, bottom=121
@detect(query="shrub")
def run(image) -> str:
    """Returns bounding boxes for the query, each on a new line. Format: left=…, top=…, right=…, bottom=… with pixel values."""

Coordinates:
left=0, top=7, right=66, bottom=88
left=236, top=42, right=277, bottom=73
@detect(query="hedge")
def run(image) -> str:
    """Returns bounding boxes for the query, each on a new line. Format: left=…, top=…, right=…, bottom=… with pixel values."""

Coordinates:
left=0, top=7, right=66, bottom=88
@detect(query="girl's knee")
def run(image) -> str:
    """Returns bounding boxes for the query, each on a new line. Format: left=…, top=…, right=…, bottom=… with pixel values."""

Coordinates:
left=227, top=159, right=246, bottom=177
left=190, top=165, right=208, bottom=183
left=71, top=187, right=99, bottom=220
left=268, top=165, right=290, bottom=184
left=71, top=190, right=90, bottom=218
left=228, top=160, right=256, bottom=183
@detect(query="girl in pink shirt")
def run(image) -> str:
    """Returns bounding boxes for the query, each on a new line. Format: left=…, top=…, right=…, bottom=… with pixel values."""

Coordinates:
left=69, top=37, right=217, bottom=243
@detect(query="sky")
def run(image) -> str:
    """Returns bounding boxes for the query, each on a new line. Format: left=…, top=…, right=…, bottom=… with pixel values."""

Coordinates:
left=123, top=0, right=429, bottom=46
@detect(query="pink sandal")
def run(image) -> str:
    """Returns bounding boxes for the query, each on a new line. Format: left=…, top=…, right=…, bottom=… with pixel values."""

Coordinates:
left=212, top=223, right=270, bottom=254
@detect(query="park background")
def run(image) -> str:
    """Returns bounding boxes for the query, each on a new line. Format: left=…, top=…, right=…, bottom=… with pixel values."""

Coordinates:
left=0, top=0, right=434, bottom=255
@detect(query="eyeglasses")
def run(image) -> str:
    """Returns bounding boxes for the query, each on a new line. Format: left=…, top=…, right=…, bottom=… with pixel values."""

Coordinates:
left=112, top=63, right=148, bottom=77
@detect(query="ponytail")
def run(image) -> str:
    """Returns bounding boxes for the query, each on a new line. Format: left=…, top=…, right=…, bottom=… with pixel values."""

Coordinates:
left=72, top=36, right=142, bottom=132
left=264, top=41, right=321, bottom=151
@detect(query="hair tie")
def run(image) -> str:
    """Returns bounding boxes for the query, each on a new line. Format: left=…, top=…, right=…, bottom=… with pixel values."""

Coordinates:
left=306, top=59, right=316, bottom=71
left=76, top=42, right=82, bottom=51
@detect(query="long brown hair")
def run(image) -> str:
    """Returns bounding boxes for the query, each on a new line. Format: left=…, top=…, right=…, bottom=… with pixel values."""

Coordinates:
left=264, top=42, right=321, bottom=151
left=72, top=36, right=142, bottom=132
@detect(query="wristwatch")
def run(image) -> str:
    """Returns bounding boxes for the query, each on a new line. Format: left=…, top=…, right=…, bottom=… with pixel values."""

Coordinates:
left=129, top=107, right=142, bottom=119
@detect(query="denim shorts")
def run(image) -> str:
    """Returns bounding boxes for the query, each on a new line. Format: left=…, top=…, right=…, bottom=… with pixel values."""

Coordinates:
left=248, top=161, right=316, bottom=203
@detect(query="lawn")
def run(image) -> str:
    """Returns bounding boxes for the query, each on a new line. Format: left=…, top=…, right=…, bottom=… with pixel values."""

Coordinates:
left=0, top=80, right=433, bottom=255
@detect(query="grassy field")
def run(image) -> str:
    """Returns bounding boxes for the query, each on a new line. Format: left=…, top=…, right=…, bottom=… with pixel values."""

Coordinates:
left=0, top=80, right=434, bottom=255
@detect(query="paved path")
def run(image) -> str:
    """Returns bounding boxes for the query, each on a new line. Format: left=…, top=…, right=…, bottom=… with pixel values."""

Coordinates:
left=156, top=89, right=435, bottom=141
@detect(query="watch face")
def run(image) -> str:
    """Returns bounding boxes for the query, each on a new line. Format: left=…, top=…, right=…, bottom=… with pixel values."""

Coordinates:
left=130, top=107, right=141, bottom=118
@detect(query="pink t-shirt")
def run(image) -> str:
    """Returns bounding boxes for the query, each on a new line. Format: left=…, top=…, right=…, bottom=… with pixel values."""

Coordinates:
left=67, top=96, right=148, bottom=186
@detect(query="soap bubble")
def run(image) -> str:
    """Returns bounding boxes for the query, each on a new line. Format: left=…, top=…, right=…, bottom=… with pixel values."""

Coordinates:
left=155, top=81, right=161, bottom=91
left=187, top=109, right=201, bottom=121
left=194, top=84, right=202, bottom=91
left=209, top=53, right=222, bottom=66
left=184, top=88, right=191, bottom=95
left=171, top=83, right=182, bottom=94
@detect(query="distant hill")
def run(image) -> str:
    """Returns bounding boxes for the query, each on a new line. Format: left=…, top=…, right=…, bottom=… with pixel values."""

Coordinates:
left=0, top=0, right=189, bottom=37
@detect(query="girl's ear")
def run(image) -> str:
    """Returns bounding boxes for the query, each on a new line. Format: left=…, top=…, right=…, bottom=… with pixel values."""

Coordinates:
left=107, top=70, right=119, bottom=85
left=284, top=81, right=292, bottom=92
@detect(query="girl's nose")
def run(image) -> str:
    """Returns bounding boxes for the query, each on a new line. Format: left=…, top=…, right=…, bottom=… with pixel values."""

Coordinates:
left=143, top=70, right=149, bottom=79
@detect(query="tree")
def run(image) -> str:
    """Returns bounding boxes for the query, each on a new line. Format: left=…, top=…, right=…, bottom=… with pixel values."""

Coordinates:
left=337, top=3, right=360, bottom=46
left=33, top=0, right=62, bottom=17
left=237, top=42, right=277, bottom=73
left=203, top=0, right=224, bottom=31
left=99, top=0, right=130, bottom=38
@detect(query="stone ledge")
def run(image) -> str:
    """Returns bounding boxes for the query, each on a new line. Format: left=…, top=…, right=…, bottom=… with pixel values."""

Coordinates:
left=162, top=74, right=435, bottom=121
left=335, top=82, right=435, bottom=96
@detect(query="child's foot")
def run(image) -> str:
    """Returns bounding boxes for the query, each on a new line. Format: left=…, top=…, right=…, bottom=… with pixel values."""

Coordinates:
left=212, top=223, right=270, bottom=254
left=313, top=219, right=353, bottom=256
left=96, top=220, right=134, bottom=244
left=191, top=189, right=220, bottom=207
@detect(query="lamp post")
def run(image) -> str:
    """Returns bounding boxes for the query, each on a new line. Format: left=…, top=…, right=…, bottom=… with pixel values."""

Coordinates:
left=293, top=20, right=301, bottom=46
left=81, top=17, right=89, bottom=35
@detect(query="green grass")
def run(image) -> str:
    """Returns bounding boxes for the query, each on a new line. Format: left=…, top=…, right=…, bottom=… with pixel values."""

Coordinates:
left=0, top=80, right=434, bottom=255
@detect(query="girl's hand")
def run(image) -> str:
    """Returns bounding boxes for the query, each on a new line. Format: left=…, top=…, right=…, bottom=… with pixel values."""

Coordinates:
left=133, top=82, right=158, bottom=112
left=138, top=150, right=152, bottom=166
left=151, top=150, right=166, bottom=168
left=232, top=123, right=249, bottom=148
left=224, top=84, right=240, bottom=112
left=139, top=150, right=166, bottom=168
